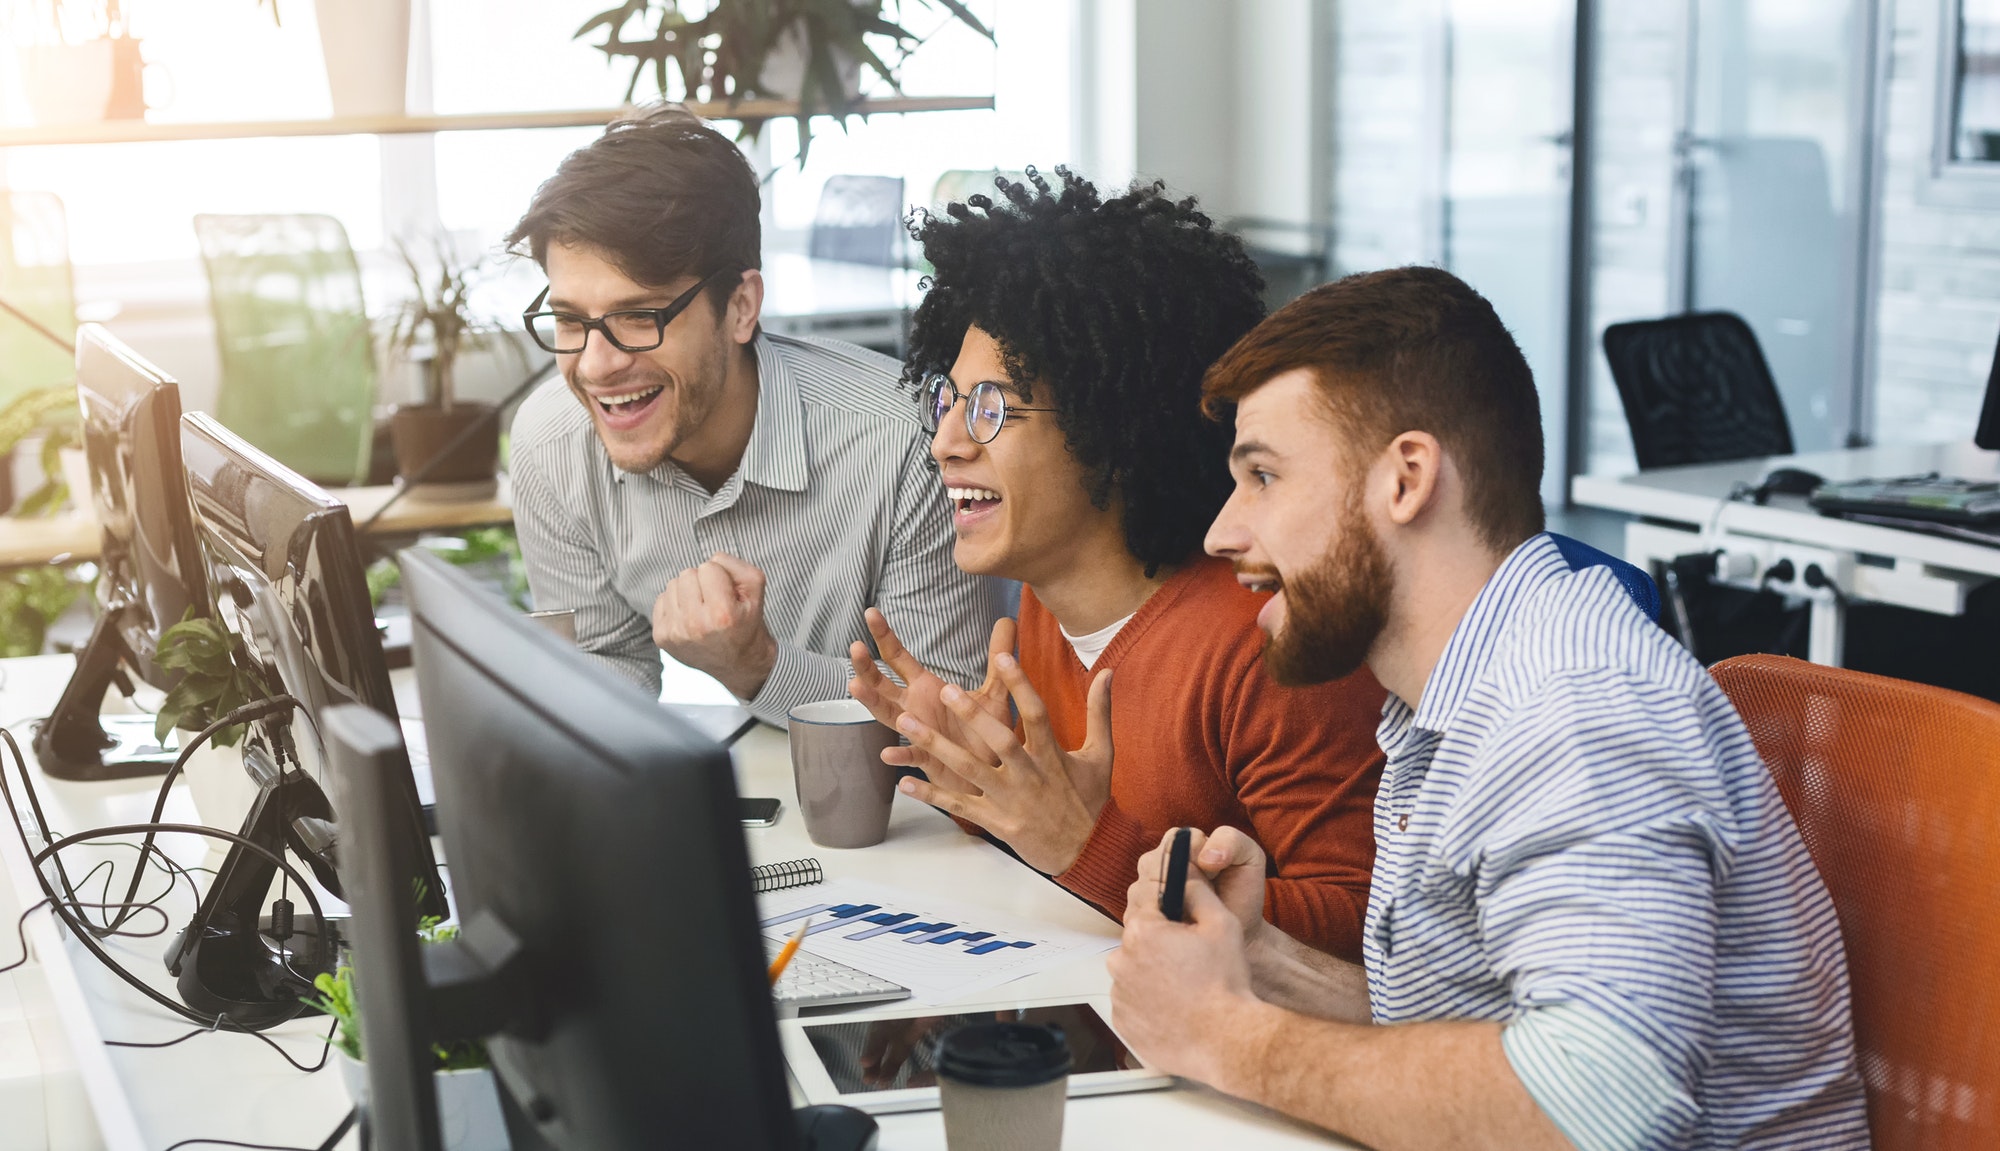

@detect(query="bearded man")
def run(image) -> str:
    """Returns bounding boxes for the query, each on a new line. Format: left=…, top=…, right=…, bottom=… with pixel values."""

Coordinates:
left=505, top=106, right=994, bottom=722
left=1105, top=267, right=1867, bottom=1151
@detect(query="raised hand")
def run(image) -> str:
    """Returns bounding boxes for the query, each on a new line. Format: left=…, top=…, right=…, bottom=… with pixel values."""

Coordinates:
left=892, top=655, right=1113, bottom=875
left=847, top=609, right=1015, bottom=793
left=651, top=552, right=778, bottom=701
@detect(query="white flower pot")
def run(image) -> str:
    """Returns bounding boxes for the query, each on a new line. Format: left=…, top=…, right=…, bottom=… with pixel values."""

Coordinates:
left=336, top=1049, right=510, bottom=1151
left=18, top=37, right=147, bottom=124
left=180, top=739, right=260, bottom=834
left=57, top=446, right=92, bottom=522
left=315, top=0, right=411, bottom=118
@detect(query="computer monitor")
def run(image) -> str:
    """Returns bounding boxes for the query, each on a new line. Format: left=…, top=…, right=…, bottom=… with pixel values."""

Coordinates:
left=34, top=324, right=212, bottom=780
left=168, top=411, right=443, bottom=1028
left=1979, top=326, right=2000, bottom=451
left=360, top=547, right=868, bottom=1150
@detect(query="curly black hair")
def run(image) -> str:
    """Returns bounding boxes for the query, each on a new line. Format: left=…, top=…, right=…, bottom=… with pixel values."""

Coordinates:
left=905, top=167, right=1266, bottom=576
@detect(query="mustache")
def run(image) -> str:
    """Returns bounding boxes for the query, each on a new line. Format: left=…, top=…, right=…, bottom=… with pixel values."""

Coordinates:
left=1232, top=561, right=1284, bottom=588
left=574, top=364, right=674, bottom=393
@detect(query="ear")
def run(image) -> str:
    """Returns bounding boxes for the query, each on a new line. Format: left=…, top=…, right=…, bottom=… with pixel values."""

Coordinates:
left=726, top=269, right=764, bottom=346
left=1381, top=431, right=1445, bottom=527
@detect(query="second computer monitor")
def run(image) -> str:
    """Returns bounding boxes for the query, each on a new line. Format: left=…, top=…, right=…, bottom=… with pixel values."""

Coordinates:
left=399, top=547, right=799, bottom=1150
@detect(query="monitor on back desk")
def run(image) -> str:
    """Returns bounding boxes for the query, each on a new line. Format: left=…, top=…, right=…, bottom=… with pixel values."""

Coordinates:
left=35, top=325, right=213, bottom=780
left=167, top=411, right=443, bottom=1029
left=364, top=546, right=873, bottom=1151
left=1980, top=326, right=2000, bottom=452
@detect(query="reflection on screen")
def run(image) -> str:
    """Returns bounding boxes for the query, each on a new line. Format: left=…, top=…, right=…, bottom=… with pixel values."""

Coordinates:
left=801, top=1004, right=1135, bottom=1094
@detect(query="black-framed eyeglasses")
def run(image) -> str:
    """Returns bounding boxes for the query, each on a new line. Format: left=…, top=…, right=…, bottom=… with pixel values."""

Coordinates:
left=522, top=267, right=738, bottom=354
left=921, top=373, right=1056, bottom=444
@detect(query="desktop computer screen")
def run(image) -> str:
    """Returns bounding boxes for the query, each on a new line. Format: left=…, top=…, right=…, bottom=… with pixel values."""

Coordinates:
left=170, top=411, right=442, bottom=1027
left=35, top=324, right=213, bottom=780
left=1979, top=326, right=2000, bottom=452
left=386, top=546, right=822, bottom=1150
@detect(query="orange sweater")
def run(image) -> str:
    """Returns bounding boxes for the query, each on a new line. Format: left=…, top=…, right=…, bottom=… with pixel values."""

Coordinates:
left=1005, top=556, right=1385, bottom=961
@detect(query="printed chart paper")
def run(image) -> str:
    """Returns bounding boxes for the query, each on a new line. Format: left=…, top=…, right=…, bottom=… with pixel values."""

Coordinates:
left=757, top=878, right=1116, bottom=1005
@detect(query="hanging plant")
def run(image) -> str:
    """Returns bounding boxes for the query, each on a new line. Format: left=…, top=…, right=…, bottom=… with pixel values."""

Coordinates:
left=573, top=0, right=993, bottom=162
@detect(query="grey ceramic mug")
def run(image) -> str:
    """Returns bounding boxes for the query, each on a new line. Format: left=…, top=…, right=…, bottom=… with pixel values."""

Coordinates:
left=787, top=699, right=900, bottom=849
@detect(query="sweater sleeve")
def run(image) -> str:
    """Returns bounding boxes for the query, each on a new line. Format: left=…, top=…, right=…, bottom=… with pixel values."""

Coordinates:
left=1223, top=657, right=1386, bottom=962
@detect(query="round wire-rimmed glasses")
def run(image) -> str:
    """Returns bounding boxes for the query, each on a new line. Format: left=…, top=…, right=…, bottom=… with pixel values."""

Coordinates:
left=521, top=267, right=738, bottom=354
left=921, top=374, right=1056, bottom=444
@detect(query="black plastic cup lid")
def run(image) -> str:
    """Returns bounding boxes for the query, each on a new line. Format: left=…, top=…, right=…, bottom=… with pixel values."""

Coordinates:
left=937, top=1022, right=1073, bottom=1088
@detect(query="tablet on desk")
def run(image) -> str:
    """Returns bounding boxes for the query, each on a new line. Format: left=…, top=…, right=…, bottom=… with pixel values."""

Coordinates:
left=779, top=997, right=1172, bottom=1115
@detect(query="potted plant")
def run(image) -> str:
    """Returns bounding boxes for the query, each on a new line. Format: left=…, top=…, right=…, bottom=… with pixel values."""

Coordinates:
left=574, top=0, right=993, bottom=160
left=309, top=911, right=511, bottom=1151
left=314, top=0, right=410, bottom=117
left=9, top=0, right=279, bottom=124
left=384, top=237, right=510, bottom=498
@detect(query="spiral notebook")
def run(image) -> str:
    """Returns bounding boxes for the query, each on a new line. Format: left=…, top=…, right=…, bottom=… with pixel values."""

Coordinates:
left=751, top=857, right=824, bottom=893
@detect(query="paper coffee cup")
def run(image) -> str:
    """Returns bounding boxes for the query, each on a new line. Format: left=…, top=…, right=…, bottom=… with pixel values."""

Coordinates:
left=787, top=699, right=899, bottom=849
left=936, top=1022, right=1072, bottom=1151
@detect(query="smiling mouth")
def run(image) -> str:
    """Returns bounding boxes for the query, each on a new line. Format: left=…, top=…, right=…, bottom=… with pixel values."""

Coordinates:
left=1236, top=567, right=1284, bottom=595
left=593, top=385, right=664, bottom=415
left=946, top=485, right=1002, bottom=514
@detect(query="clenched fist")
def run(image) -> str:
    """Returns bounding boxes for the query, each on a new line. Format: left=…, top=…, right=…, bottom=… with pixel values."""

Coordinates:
left=652, top=552, right=779, bottom=701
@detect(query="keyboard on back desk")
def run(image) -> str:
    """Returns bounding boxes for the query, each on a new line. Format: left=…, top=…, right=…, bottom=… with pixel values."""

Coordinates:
left=770, top=949, right=910, bottom=1016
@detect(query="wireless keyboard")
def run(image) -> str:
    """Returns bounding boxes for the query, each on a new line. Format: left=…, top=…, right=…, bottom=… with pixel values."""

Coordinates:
left=770, top=948, right=911, bottom=1017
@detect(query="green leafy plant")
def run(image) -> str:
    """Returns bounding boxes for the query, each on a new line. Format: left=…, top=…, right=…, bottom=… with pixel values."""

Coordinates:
left=152, top=609, right=271, bottom=747
left=385, top=236, right=512, bottom=413
left=307, top=887, right=490, bottom=1070
left=0, top=563, right=89, bottom=657
left=574, top=0, right=993, bottom=161
left=366, top=528, right=530, bottom=612
left=0, top=386, right=80, bottom=517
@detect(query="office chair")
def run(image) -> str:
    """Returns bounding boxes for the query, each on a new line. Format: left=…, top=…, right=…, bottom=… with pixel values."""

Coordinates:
left=1601, top=311, right=1794, bottom=470
left=194, top=213, right=376, bottom=486
left=0, top=191, right=78, bottom=408
left=929, top=169, right=1027, bottom=209
left=809, top=175, right=907, bottom=267
left=1710, top=654, right=2000, bottom=1150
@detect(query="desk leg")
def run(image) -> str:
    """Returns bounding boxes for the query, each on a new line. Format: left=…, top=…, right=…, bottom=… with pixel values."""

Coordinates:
left=1808, top=598, right=1846, bottom=666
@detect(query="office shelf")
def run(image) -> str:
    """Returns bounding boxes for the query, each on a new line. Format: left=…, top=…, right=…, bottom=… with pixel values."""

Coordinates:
left=0, top=96, right=996, bottom=148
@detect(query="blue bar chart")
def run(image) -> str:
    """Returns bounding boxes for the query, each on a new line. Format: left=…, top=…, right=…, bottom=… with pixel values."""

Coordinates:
left=756, top=878, right=1115, bottom=1004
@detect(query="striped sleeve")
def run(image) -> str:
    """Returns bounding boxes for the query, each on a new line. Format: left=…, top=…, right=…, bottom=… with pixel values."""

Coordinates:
left=510, top=435, right=662, bottom=695
left=1461, top=674, right=1737, bottom=1151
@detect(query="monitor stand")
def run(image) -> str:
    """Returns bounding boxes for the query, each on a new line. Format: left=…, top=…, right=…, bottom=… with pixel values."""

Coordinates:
left=165, top=766, right=341, bottom=1030
left=33, top=610, right=178, bottom=781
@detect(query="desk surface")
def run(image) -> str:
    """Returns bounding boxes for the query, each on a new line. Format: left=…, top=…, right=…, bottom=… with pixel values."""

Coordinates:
left=1569, top=440, right=2000, bottom=578
left=0, top=656, right=1353, bottom=1150
left=0, top=481, right=514, bottom=569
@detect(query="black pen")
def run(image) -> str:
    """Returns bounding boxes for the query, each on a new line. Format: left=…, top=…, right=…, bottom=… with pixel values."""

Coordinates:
left=1158, top=827, right=1192, bottom=922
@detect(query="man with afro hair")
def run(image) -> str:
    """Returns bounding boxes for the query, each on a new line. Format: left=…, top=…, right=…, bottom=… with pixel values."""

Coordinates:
left=847, top=168, right=1385, bottom=960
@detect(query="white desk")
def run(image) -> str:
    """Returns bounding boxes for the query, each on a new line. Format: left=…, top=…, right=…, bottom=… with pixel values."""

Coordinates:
left=0, top=656, right=1353, bottom=1150
left=1570, top=441, right=2000, bottom=663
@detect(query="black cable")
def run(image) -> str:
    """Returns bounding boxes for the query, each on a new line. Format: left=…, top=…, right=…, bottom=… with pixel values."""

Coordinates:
left=101, top=696, right=304, bottom=936
left=0, top=897, right=51, bottom=975
left=108, top=1015, right=339, bottom=1075
left=162, top=1105, right=357, bottom=1151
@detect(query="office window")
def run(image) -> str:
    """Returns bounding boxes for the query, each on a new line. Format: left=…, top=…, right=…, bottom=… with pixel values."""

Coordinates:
left=1952, top=0, right=2000, bottom=160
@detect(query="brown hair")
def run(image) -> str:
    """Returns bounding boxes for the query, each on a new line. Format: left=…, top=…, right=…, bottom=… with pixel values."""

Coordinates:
left=505, top=104, right=761, bottom=295
left=1202, top=265, right=1545, bottom=551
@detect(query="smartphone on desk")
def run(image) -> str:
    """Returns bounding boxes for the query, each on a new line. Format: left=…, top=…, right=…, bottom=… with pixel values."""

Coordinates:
left=740, top=797, right=783, bottom=827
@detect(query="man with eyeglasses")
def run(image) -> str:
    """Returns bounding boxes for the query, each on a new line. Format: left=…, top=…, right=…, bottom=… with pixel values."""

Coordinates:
left=843, top=170, right=1386, bottom=960
left=505, top=106, right=995, bottom=723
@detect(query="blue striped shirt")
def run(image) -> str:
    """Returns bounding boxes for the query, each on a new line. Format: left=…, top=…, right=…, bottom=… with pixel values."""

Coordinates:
left=1362, top=533, right=1867, bottom=1150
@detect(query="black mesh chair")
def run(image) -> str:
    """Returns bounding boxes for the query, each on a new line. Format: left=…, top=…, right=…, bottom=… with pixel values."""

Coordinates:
left=1601, top=312, right=1794, bottom=470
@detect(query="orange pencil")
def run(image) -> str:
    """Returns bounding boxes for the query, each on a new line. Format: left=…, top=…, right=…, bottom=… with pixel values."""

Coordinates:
left=768, top=916, right=811, bottom=986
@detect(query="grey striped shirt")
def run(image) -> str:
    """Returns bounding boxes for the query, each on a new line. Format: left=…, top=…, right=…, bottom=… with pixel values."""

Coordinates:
left=509, top=331, right=997, bottom=725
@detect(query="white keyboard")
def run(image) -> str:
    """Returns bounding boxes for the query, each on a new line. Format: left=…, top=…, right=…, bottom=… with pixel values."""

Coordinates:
left=770, top=949, right=911, bottom=1016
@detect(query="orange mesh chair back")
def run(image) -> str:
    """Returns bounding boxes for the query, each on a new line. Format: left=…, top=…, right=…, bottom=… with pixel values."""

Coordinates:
left=1711, top=654, right=2000, bottom=1150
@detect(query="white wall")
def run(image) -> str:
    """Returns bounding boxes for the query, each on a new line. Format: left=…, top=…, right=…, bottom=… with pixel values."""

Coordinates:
left=1074, top=0, right=1326, bottom=237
